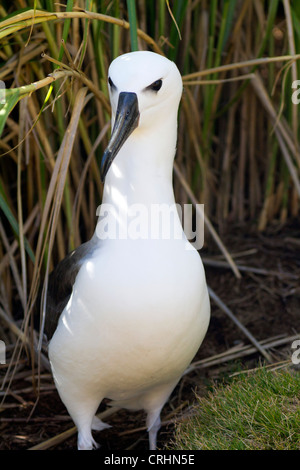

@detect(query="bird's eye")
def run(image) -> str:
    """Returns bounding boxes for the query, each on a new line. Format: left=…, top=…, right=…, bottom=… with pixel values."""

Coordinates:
left=108, top=77, right=115, bottom=89
left=149, top=79, right=162, bottom=92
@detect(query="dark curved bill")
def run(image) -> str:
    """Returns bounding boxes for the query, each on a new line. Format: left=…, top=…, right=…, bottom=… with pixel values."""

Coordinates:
left=100, top=92, right=140, bottom=182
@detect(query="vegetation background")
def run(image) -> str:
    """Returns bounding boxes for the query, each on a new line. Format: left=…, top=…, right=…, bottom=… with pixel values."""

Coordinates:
left=0, top=0, right=299, bottom=450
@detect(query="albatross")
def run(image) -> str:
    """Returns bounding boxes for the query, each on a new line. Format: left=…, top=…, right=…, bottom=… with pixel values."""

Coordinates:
left=44, top=51, right=210, bottom=450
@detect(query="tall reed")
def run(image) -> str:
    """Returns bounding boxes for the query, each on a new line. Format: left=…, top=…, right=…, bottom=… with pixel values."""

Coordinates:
left=0, top=0, right=299, bottom=372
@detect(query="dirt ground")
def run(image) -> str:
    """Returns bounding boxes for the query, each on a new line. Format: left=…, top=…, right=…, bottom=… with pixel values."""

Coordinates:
left=0, top=222, right=299, bottom=450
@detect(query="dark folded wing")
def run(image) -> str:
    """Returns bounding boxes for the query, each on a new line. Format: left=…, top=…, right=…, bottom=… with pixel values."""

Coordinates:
left=42, top=240, right=96, bottom=341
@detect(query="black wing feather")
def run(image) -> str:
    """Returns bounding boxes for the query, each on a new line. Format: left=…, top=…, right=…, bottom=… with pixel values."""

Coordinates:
left=42, top=240, right=96, bottom=340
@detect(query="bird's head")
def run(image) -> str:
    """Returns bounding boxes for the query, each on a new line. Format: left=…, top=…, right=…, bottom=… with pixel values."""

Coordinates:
left=100, top=51, right=182, bottom=182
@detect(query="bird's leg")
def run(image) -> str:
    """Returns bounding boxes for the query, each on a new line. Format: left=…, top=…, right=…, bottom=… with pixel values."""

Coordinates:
left=147, top=414, right=161, bottom=450
left=52, top=387, right=102, bottom=450
left=77, top=426, right=100, bottom=450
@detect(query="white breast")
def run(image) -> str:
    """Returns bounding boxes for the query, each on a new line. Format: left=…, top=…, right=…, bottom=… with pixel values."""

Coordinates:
left=49, top=237, right=209, bottom=408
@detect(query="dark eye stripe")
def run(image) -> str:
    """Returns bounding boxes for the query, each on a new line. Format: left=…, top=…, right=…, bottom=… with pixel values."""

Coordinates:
left=147, top=79, right=163, bottom=92
left=108, top=77, right=116, bottom=89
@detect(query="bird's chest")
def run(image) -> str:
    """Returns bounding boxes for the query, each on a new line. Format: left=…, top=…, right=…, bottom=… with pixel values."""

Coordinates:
left=51, top=240, right=209, bottom=394
left=65, top=241, right=205, bottom=348
left=77, top=240, right=199, bottom=317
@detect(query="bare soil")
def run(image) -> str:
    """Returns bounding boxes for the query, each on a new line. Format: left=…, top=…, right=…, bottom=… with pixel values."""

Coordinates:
left=1, top=222, right=299, bottom=450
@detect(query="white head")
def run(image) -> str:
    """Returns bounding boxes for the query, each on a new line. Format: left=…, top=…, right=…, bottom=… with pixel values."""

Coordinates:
left=100, top=51, right=182, bottom=182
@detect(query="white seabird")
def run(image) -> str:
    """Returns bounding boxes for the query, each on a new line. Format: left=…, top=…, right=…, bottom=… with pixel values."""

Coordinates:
left=45, top=51, right=210, bottom=450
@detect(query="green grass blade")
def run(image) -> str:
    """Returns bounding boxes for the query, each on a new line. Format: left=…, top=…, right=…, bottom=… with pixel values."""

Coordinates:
left=158, top=0, right=166, bottom=39
left=202, top=0, right=237, bottom=141
left=217, top=0, right=280, bottom=118
left=112, top=0, right=121, bottom=59
left=58, top=0, right=74, bottom=63
left=0, top=184, right=35, bottom=263
left=168, top=0, right=188, bottom=61
left=0, top=89, right=20, bottom=137
left=127, top=0, right=138, bottom=51
left=256, top=0, right=279, bottom=58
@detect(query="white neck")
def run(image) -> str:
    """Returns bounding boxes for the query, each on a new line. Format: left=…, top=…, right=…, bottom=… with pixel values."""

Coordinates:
left=102, top=116, right=177, bottom=207
left=96, top=116, right=183, bottom=242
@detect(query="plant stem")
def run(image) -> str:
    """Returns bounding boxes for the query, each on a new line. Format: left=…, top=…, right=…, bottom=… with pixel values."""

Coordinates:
left=127, top=0, right=138, bottom=51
